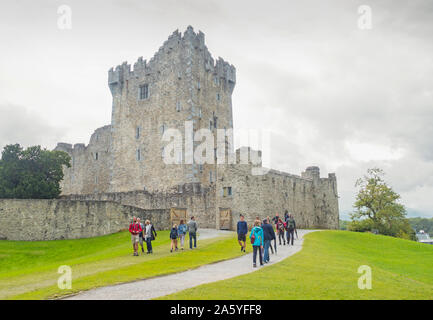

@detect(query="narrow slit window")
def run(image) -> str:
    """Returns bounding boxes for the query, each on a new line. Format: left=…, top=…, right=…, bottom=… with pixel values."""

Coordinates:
left=139, top=84, right=149, bottom=100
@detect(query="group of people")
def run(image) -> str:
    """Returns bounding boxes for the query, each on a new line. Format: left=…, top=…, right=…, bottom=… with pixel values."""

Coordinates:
left=128, top=216, right=200, bottom=256
left=129, top=217, right=157, bottom=256
left=237, top=210, right=297, bottom=267
left=169, top=216, right=199, bottom=252
left=129, top=211, right=297, bottom=265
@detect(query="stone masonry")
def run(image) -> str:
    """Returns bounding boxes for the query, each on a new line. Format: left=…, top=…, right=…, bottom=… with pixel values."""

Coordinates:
left=55, top=26, right=340, bottom=231
left=0, top=199, right=169, bottom=241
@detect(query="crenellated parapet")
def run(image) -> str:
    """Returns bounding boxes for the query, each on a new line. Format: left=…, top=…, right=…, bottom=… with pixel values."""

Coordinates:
left=107, top=26, right=236, bottom=97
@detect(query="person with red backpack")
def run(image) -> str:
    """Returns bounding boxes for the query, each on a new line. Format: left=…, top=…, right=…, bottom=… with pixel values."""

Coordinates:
left=129, top=216, right=142, bottom=256
left=249, top=219, right=264, bottom=267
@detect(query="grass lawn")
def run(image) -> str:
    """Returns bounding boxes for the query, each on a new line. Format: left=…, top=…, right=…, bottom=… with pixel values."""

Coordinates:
left=0, top=230, right=243, bottom=300
left=160, top=231, right=433, bottom=300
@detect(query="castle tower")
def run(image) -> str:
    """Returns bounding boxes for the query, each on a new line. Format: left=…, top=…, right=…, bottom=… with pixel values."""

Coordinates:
left=107, top=26, right=236, bottom=192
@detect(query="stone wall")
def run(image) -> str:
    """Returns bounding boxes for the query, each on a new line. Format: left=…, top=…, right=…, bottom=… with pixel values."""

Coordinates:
left=61, top=182, right=216, bottom=229
left=216, top=160, right=339, bottom=230
left=0, top=199, right=169, bottom=241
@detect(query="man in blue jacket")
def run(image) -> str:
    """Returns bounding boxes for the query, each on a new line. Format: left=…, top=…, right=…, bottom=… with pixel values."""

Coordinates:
left=262, top=218, right=276, bottom=263
left=236, top=214, right=248, bottom=252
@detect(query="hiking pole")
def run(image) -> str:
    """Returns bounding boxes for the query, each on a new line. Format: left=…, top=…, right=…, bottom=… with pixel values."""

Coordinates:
left=295, top=229, right=298, bottom=240
left=274, top=238, right=277, bottom=254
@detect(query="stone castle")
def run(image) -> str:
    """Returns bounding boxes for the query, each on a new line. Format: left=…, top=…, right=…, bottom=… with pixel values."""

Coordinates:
left=55, top=26, right=339, bottom=230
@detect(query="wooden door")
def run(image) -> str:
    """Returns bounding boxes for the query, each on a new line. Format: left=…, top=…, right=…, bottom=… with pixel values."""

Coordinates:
left=170, top=208, right=187, bottom=227
left=219, top=208, right=232, bottom=230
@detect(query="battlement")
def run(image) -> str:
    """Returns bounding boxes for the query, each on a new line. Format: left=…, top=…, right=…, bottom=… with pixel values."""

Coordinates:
left=108, top=26, right=236, bottom=96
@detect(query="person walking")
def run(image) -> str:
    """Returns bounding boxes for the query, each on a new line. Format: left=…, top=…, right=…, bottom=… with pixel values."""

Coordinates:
left=266, top=216, right=275, bottom=254
left=177, top=219, right=187, bottom=250
left=272, top=212, right=280, bottom=226
left=137, top=217, right=145, bottom=254
left=170, top=224, right=178, bottom=252
left=262, top=218, right=276, bottom=263
left=236, top=214, right=248, bottom=252
left=187, top=216, right=198, bottom=249
left=284, top=210, right=289, bottom=222
left=250, top=219, right=264, bottom=267
left=277, top=218, right=286, bottom=245
left=144, top=219, right=157, bottom=254
left=128, top=216, right=142, bottom=256
left=287, top=214, right=297, bottom=246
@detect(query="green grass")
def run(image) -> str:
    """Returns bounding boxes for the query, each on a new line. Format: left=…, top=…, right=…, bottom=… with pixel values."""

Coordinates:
left=0, top=230, right=244, bottom=300
left=159, top=231, right=433, bottom=300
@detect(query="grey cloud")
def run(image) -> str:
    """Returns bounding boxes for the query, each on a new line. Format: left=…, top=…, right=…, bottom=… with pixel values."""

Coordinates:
left=0, top=104, right=65, bottom=151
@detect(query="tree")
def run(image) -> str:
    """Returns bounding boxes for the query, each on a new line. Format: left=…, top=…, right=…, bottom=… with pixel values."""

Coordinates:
left=349, top=168, right=416, bottom=240
left=0, top=144, right=71, bottom=199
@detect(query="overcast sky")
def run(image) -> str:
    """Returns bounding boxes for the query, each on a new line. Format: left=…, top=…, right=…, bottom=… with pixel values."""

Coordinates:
left=0, top=0, right=432, bottom=219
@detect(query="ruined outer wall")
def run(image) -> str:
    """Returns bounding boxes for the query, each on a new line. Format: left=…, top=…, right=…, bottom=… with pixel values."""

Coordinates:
left=217, top=163, right=339, bottom=230
left=0, top=199, right=169, bottom=241
left=55, top=125, right=112, bottom=195
left=61, top=183, right=216, bottom=229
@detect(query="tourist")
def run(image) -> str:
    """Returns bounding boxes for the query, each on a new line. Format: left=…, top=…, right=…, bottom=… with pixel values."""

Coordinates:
left=262, top=218, right=275, bottom=263
left=128, top=216, right=142, bottom=256
left=284, top=210, right=289, bottom=222
left=272, top=212, right=280, bottom=226
left=170, top=224, right=178, bottom=252
left=187, top=216, right=198, bottom=249
left=266, top=216, right=275, bottom=254
left=277, top=218, right=286, bottom=245
left=250, top=219, right=264, bottom=267
left=178, top=219, right=187, bottom=250
left=236, top=214, right=248, bottom=252
left=144, top=219, right=157, bottom=254
left=137, top=217, right=145, bottom=254
left=287, top=214, right=297, bottom=246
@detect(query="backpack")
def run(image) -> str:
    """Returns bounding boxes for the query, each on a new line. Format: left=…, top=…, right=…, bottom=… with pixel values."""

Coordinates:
left=288, top=218, right=295, bottom=230
left=250, top=229, right=256, bottom=244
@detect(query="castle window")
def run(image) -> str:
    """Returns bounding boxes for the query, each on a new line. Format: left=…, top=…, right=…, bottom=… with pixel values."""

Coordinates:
left=222, top=187, right=233, bottom=197
left=214, top=117, right=218, bottom=129
left=136, top=126, right=141, bottom=139
left=176, top=101, right=181, bottom=112
left=216, top=93, right=221, bottom=101
left=139, top=84, right=149, bottom=100
left=198, top=108, right=202, bottom=119
left=209, top=120, right=213, bottom=130
left=94, top=152, right=99, bottom=160
left=210, top=171, right=213, bottom=183
left=136, top=149, right=141, bottom=161
left=160, top=123, right=166, bottom=135
left=199, top=164, right=203, bottom=172
left=197, top=81, right=201, bottom=90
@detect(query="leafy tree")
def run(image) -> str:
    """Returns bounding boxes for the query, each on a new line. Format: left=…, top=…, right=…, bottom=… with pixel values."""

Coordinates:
left=408, top=217, right=433, bottom=236
left=0, top=144, right=71, bottom=199
left=348, top=168, right=416, bottom=241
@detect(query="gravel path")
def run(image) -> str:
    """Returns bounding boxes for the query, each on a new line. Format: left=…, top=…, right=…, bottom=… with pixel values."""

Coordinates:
left=65, top=229, right=315, bottom=300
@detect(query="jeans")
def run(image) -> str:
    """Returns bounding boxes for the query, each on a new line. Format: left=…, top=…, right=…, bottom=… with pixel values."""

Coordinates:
left=287, top=229, right=295, bottom=245
left=189, top=232, right=197, bottom=249
left=263, top=240, right=271, bottom=262
left=179, top=234, right=185, bottom=247
left=253, top=245, right=263, bottom=265
left=146, top=237, right=152, bottom=253
left=278, top=230, right=286, bottom=245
